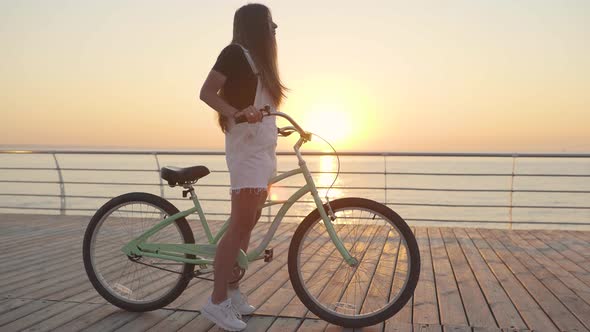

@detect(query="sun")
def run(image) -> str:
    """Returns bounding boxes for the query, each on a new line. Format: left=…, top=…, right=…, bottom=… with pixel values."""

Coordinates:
left=280, top=78, right=376, bottom=150
left=303, top=100, right=352, bottom=144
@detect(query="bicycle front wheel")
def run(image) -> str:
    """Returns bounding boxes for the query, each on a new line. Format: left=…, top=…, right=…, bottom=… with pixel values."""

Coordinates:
left=288, top=197, right=420, bottom=328
left=83, top=192, right=195, bottom=312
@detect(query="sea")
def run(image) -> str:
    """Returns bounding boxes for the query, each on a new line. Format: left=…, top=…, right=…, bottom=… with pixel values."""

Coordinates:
left=1, top=150, right=588, bottom=230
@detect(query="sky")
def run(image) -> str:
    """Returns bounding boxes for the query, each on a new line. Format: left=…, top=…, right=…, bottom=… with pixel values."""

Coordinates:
left=1, top=0, right=589, bottom=152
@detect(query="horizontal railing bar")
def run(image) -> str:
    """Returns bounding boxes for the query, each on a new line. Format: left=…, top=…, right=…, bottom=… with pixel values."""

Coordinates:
left=1, top=182, right=588, bottom=195
left=0, top=206, right=587, bottom=226
left=384, top=202, right=590, bottom=209
left=403, top=218, right=590, bottom=225
left=385, top=188, right=590, bottom=194
left=1, top=199, right=587, bottom=210
left=2, top=150, right=590, bottom=158
left=2, top=166, right=588, bottom=178
left=0, top=193, right=316, bottom=204
left=0, top=180, right=160, bottom=185
left=0, top=167, right=158, bottom=172
left=385, top=172, right=590, bottom=177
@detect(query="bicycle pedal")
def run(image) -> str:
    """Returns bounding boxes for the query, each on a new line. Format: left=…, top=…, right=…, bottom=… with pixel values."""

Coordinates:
left=264, top=248, right=274, bottom=262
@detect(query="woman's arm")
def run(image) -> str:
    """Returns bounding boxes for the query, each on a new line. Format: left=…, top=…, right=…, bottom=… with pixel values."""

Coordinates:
left=199, top=70, right=238, bottom=118
left=199, top=70, right=262, bottom=123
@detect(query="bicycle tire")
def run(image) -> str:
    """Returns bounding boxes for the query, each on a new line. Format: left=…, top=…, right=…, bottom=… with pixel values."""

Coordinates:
left=288, top=197, right=420, bottom=328
left=83, top=192, right=195, bottom=312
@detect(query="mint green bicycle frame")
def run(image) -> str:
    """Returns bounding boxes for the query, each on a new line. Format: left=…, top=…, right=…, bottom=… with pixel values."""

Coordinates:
left=122, top=120, right=356, bottom=271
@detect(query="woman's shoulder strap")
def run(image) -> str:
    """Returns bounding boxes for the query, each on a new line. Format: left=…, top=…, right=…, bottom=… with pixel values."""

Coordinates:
left=230, top=43, right=259, bottom=75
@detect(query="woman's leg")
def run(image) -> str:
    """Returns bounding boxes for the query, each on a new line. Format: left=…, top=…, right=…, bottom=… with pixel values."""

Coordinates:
left=228, top=191, right=267, bottom=290
left=211, top=189, right=267, bottom=304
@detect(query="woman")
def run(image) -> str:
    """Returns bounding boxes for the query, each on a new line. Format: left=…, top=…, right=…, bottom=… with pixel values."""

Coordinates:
left=198, top=3, right=286, bottom=331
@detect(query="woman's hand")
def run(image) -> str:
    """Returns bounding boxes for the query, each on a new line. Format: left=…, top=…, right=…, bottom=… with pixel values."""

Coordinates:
left=235, top=105, right=263, bottom=123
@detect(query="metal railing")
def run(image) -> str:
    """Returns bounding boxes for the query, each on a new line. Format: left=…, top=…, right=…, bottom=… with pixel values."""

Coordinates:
left=0, top=150, right=589, bottom=229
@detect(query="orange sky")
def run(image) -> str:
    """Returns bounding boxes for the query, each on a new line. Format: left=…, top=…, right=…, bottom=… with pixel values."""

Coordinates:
left=1, top=1, right=589, bottom=152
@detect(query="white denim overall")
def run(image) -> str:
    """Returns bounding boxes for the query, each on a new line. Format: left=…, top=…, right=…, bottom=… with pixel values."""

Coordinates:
left=224, top=44, right=278, bottom=194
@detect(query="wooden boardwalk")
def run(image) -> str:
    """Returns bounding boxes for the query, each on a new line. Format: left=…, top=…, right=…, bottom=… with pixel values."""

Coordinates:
left=1, top=213, right=589, bottom=332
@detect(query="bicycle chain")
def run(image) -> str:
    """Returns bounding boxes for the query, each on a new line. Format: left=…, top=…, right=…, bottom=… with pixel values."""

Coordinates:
left=129, top=257, right=215, bottom=281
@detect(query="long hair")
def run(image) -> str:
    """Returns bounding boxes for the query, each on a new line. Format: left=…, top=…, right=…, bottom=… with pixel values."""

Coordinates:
left=218, top=4, right=287, bottom=131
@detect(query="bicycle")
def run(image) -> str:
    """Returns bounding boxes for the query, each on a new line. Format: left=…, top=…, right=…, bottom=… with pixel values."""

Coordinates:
left=82, top=110, right=420, bottom=328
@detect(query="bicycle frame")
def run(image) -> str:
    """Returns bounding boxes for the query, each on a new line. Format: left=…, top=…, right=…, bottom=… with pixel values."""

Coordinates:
left=122, top=118, right=356, bottom=270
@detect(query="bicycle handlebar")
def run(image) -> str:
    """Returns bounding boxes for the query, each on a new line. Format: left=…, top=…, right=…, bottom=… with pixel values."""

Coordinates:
left=234, top=105, right=311, bottom=141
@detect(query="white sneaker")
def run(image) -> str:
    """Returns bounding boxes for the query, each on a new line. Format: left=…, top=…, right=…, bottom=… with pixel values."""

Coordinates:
left=228, top=288, right=256, bottom=315
left=201, top=296, right=246, bottom=331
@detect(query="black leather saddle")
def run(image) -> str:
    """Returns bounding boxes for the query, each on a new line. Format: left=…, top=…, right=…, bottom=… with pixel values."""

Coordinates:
left=160, top=165, right=210, bottom=187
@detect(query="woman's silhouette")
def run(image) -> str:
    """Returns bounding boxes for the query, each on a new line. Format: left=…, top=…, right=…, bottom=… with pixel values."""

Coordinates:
left=199, top=3, right=286, bottom=330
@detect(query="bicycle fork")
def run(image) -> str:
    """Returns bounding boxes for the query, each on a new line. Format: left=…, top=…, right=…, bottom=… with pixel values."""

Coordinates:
left=301, top=161, right=358, bottom=267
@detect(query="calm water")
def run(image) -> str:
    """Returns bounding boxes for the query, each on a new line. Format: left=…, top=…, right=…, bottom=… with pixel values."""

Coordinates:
left=0, top=152, right=589, bottom=230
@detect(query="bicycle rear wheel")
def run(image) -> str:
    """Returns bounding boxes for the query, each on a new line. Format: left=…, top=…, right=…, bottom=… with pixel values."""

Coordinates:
left=83, top=192, right=195, bottom=312
left=288, top=197, right=420, bottom=328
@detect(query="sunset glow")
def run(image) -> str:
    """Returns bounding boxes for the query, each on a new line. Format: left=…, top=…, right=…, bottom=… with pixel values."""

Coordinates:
left=1, top=1, right=589, bottom=153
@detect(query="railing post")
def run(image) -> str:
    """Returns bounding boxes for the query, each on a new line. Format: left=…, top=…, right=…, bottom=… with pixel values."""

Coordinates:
left=153, top=153, right=165, bottom=198
left=509, top=154, right=517, bottom=230
left=51, top=153, right=66, bottom=215
left=383, top=154, right=388, bottom=205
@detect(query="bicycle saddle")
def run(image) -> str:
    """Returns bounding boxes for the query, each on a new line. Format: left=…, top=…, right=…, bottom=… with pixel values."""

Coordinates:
left=160, top=165, right=210, bottom=187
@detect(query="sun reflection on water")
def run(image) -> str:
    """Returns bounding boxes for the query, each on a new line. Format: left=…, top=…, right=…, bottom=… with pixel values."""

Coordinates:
left=317, top=155, right=342, bottom=198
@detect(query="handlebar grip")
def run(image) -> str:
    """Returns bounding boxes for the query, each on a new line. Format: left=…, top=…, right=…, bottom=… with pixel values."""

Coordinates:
left=233, top=105, right=271, bottom=124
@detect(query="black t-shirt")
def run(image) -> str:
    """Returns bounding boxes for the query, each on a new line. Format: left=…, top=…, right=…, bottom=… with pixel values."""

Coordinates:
left=212, top=44, right=257, bottom=112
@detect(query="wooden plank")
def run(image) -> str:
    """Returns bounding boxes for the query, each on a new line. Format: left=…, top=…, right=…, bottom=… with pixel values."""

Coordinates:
left=453, top=228, right=525, bottom=330
left=359, top=228, right=403, bottom=332
left=480, top=228, right=587, bottom=331
left=47, top=304, right=120, bottom=331
left=472, top=327, right=502, bottom=332
left=519, top=230, right=590, bottom=296
left=0, top=301, right=77, bottom=331
left=412, top=227, right=439, bottom=325
left=2, top=231, right=175, bottom=299
left=81, top=309, right=142, bottom=332
left=0, top=240, right=124, bottom=297
left=413, top=323, right=443, bottom=332
left=20, top=302, right=102, bottom=332
left=495, top=229, right=590, bottom=329
left=383, top=321, right=413, bottom=332
left=530, top=230, right=590, bottom=275
left=387, top=236, right=413, bottom=327
left=242, top=316, right=276, bottom=331
left=145, top=310, right=197, bottom=331
left=443, top=325, right=471, bottom=332
left=566, top=230, right=590, bottom=255
left=440, top=227, right=497, bottom=328
left=0, top=299, right=53, bottom=326
left=177, top=313, right=214, bottom=332
left=266, top=317, right=302, bottom=332
left=560, top=231, right=590, bottom=259
left=0, top=235, right=82, bottom=278
left=112, top=309, right=175, bottom=332
left=465, top=228, right=557, bottom=331
left=428, top=228, right=468, bottom=326
left=295, top=318, right=328, bottom=331
left=0, top=298, right=32, bottom=316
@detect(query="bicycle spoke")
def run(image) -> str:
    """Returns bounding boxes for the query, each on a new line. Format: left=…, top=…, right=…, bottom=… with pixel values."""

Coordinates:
left=89, top=200, right=186, bottom=305
left=294, top=203, right=414, bottom=319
